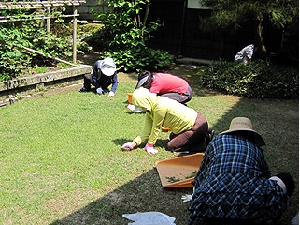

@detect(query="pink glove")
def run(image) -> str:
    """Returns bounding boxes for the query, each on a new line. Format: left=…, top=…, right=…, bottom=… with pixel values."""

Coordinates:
left=121, top=142, right=135, bottom=151
left=144, top=143, right=158, bottom=154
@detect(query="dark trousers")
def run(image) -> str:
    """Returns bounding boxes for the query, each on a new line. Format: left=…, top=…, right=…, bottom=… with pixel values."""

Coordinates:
left=167, top=112, right=208, bottom=152
left=160, top=85, right=192, bottom=104
left=83, top=74, right=93, bottom=90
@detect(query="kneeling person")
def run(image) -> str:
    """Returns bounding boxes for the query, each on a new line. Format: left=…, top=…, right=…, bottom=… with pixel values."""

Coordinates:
left=79, top=57, right=118, bottom=97
left=122, top=87, right=209, bottom=154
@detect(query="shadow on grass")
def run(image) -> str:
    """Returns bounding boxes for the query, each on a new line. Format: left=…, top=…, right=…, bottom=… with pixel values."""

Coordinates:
left=49, top=168, right=192, bottom=225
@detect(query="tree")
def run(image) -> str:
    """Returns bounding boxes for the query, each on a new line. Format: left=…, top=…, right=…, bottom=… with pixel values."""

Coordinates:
left=198, top=0, right=299, bottom=60
left=92, top=0, right=172, bottom=72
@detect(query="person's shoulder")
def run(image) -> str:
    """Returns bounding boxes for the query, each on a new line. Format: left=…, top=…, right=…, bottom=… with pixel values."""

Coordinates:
left=155, top=96, right=168, bottom=104
left=155, top=73, right=186, bottom=82
left=214, top=133, right=235, bottom=142
left=159, top=96, right=177, bottom=102
left=156, top=96, right=178, bottom=107
left=154, top=72, right=174, bottom=78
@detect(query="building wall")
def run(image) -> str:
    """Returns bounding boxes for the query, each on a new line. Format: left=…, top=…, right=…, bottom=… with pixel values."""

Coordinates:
left=77, top=0, right=107, bottom=21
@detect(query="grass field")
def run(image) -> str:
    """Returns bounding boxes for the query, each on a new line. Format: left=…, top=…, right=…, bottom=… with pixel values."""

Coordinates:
left=0, top=67, right=298, bottom=225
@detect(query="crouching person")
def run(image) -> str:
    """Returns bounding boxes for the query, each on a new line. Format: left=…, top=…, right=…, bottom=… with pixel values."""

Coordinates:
left=121, top=87, right=210, bottom=154
left=188, top=117, right=295, bottom=225
left=79, top=57, right=118, bottom=97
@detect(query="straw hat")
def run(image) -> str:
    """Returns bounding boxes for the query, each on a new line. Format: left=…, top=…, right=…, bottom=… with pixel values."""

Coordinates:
left=220, top=117, right=265, bottom=146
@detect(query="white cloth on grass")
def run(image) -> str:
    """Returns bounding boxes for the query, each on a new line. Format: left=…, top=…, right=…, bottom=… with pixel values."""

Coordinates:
left=122, top=212, right=176, bottom=225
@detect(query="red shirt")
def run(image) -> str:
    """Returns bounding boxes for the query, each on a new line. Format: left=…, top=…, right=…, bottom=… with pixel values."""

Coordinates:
left=149, top=73, right=189, bottom=95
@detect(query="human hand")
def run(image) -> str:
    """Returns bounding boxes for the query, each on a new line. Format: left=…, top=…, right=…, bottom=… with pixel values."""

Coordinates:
left=181, top=194, right=192, bottom=202
left=108, top=91, right=115, bottom=97
left=96, top=87, right=103, bottom=94
left=121, top=142, right=135, bottom=151
left=144, top=143, right=158, bottom=154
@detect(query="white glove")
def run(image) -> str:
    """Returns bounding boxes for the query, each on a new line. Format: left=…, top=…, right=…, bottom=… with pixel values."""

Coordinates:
left=181, top=194, right=192, bottom=202
left=144, top=143, right=158, bottom=154
left=96, top=87, right=103, bottom=94
left=108, top=91, right=115, bottom=97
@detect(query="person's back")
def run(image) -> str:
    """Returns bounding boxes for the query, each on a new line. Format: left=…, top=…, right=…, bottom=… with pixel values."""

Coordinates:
left=149, top=73, right=189, bottom=95
left=201, top=133, right=268, bottom=176
left=135, top=70, right=192, bottom=104
left=149, top=96, right=197, bottom=135
left=188, top=117, right=294, bottom=225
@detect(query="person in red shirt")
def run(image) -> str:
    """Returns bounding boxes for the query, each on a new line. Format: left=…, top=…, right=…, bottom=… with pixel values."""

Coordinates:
left=135, top=70, right=192, bottom=104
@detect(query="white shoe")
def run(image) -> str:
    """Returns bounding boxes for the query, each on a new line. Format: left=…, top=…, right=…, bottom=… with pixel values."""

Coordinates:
left=126, top=104, right=144, bottom=113
left=126, top=104, right=136, bottom=112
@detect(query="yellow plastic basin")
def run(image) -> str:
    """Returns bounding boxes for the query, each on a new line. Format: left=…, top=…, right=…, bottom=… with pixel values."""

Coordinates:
left=155, top=153, right=204, bottom=188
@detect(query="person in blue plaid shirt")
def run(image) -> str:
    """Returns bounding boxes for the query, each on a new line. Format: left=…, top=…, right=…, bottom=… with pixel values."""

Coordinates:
left=188, top=117, right=295, bottom=225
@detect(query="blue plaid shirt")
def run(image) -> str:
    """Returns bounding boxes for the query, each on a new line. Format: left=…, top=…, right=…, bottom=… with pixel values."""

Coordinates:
left=189, top=133, right=290, bottom=224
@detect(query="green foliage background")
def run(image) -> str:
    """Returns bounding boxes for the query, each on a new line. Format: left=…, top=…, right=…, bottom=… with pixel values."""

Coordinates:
left=93, top=0, right=173, bottom=72
left=0, top=8, right=72, bottom=81
left=198, top=0, right=299, bottom=61
left=200, top=60, right=299, bottom=99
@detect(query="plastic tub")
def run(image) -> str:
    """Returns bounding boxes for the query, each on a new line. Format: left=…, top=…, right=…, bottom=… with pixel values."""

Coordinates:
left=127, top=93, right=133, bottom=104
left=155, top=153, right=204, bottom=188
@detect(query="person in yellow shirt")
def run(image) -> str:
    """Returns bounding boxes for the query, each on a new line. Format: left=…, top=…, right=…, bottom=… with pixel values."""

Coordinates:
left=121, top=87, right=209, bottom=154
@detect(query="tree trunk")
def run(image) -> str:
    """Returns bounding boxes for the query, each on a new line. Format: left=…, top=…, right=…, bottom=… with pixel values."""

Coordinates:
left=254, top=17, right=267, bottom=60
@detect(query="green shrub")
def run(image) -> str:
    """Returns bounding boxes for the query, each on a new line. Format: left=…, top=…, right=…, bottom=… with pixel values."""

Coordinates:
left=105, top=47, right=172, bottom=72
left=0, top=9, right=72, bottom=81
left=93, top=0, right=173, bottom=72
left=31, top=27, right=72, bottom=62
left=201, top=60, right=299, bottom=99
left=0, top=24, right=32, bottom=81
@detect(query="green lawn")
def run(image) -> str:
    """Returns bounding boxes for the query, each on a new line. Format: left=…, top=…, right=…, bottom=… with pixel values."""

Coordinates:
left=0, top=76, right=298, bottom=225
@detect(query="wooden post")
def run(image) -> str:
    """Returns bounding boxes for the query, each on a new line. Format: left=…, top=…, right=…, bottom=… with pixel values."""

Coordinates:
left=73, top=6, right=78, bottom=65
left=47, top=7, right=50, bottom=33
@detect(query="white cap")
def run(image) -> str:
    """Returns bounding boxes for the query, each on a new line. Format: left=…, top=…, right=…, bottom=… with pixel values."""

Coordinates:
left=100, top=57, right=116, bottom=76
